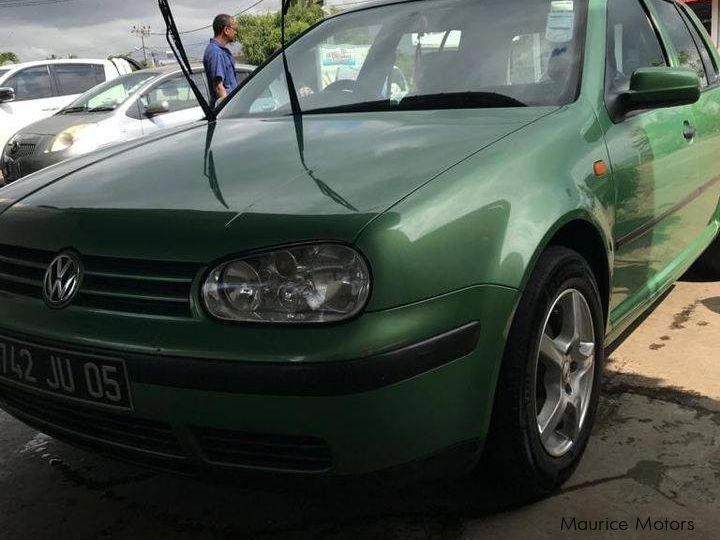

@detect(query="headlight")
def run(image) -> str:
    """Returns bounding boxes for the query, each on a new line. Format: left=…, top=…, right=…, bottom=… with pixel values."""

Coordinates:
left=202, top=244, right=371, bottom=323
left=48, top=124, right=98, bottom=153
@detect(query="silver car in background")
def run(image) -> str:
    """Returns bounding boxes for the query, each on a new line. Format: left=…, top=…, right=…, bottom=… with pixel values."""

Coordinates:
left=1, top=63, right=254, bottom=183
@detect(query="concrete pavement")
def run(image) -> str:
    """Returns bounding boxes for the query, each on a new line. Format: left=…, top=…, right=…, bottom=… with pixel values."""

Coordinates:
left=0, top=274, right=718, bottom=539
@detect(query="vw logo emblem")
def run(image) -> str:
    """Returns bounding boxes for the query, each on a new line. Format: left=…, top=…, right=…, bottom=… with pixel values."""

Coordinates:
left=43, top=252, right=82, bottom=308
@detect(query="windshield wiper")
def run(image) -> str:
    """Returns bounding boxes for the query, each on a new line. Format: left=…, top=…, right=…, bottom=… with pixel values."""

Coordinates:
left=303, top=100, right=393, bottom=115
left=158, top=0, right=215, bottom=121
left=61, top=106, right=89, bottom=114
left=397, top=92, right=527, bottom=110
left=86, top=105, right=117, bottom=112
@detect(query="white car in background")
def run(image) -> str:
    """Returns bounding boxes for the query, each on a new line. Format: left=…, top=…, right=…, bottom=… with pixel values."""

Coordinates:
left=1, top=64, right=255, bottom=183
left=0, top=58, right=137, bottom=154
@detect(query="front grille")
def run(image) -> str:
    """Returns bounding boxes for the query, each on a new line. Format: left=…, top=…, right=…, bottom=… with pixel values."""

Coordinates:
left=0, top=383, right=184, bottom=457
left=195, top=426, right=333, bottom=472
left=0, top=244, right=200, bottom=318
left=14, top=143, right=37, bottom=158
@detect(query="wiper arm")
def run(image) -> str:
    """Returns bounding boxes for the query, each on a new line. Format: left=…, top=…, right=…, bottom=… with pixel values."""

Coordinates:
left=61, top=106, right=88, bottom=114
left=158, top=0, right=215, bottom=121
left=279, top=1, right=356, bottom=213
left=398, top=92, right=527, bottom=110
left=281, top=0, right=304, bottom=161
left=304, top=100, right=392, bottom=115
left=86, top=105, right=117, bottom=112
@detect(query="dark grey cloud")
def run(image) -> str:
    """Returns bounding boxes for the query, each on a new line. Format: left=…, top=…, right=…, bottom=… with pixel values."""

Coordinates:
left=0, top=0, right=280, bottom=61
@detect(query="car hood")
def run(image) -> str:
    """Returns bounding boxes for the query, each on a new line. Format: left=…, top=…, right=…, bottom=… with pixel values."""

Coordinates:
left=0, top=108, right=555, bottom=261
left=17, top=111, right=117, bottom=136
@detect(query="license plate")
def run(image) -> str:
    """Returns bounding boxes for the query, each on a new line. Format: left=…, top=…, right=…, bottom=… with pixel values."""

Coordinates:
left=0, top=336, right=133, bottom=410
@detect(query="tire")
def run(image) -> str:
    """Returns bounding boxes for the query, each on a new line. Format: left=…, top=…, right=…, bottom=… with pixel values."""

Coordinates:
left=695, top=235, right=720, bottom=277
left=481, top=246, right=605, bottom=502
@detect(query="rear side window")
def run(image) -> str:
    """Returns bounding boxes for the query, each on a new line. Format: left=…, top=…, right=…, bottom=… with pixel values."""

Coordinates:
left=5, top=66, right=53, bottom=101
left=606, top=0, right=667, bottom=93
left=678, top=4, right=719, bottom=85
left=650, top=0, right=708, bottom=87
left=54, top=63, right=106, bottom=96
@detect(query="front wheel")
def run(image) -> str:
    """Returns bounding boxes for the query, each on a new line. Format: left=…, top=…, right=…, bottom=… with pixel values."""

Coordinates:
left=482, top=246, right=605, bottom=501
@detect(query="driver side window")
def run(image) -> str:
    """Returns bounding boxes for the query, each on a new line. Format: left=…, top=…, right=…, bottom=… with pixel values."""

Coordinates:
left=5, top=66, right=53, bottom=101
left=141, top=76, right=199, bottom=113
left=606, top=0, right=667, bottom=93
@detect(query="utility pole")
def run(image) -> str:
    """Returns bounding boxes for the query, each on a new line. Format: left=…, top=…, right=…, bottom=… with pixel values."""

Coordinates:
left=131, top=24, right=152, bottom=67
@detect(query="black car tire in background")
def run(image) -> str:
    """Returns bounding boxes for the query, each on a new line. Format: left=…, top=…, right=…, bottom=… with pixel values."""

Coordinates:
left=481, top=246, right=605, bottom=502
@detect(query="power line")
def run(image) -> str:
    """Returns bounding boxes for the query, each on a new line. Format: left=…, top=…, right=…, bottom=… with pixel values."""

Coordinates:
left=148, top=0, right=271, bottom=35
left=131, top=24, right=152, bottom=66
left=0, top=0, right=78, bottom=7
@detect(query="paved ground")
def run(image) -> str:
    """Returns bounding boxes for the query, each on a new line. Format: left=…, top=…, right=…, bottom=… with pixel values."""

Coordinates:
left=0, top=274, right=718, bottom=540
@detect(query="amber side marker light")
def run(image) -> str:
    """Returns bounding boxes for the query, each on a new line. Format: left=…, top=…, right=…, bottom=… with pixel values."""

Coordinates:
left=593, top=160, right=608, bottom=177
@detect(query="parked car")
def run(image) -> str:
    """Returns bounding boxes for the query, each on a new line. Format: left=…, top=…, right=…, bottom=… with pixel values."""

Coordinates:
left=0, top=58, right=138, bottom=158
left=0, top=0, right=718, bottom=500
left=0, top=64, right=255, bottom=183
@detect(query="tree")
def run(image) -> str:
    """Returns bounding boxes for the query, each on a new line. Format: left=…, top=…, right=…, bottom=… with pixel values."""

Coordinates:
left=237, top=0, right=325, bottom=66
left=0, top=52, right=19, bottom=65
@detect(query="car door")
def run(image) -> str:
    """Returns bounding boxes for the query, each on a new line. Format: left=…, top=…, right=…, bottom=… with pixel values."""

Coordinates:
left=674, top=2, right=720, bottom=226
left=50, top=63, right=107, bottom=112
left=0, top=65, right=56, bottom=150
left=603, top=0, right=701, bottom=322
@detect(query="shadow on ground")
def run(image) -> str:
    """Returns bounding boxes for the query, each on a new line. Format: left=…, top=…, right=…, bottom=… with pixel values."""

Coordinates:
left=2, top=367, right=715, bottom=540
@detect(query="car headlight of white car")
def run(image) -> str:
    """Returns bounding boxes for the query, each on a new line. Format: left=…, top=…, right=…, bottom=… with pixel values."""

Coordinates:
left=47, top=123, right=99, bottom=154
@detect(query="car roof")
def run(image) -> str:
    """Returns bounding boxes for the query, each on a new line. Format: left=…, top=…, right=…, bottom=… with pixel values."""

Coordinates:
left=341, top=0, right=395, bottom=14
left=0, top=58, right=111, bottom=71
left=105, top=62, right=256, bottom=85
left=148, top=63, right=256, bottom=74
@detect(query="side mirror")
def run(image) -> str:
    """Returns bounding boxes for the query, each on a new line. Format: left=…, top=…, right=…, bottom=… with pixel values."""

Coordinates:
left=144, top=101, right=170, bottom=117
left=621, top=67, right=700, bottom=114
left=0, top=87, right=15, bottom=103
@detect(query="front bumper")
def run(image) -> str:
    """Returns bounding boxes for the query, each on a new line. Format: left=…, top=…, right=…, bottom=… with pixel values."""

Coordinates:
left=0, top=284, right=519, bottom=477
left=1, top=134, right=67, bottom=183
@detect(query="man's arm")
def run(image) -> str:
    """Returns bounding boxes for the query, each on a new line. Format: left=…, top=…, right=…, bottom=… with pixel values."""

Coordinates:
left=214, top=79, right=227, bottom=100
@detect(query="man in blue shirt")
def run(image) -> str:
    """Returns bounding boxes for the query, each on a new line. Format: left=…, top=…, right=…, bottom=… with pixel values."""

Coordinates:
left=203, top=14, right=239, bottom=107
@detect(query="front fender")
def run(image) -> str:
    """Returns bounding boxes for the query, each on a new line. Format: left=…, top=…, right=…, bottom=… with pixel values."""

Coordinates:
left=356, top=101, right=614, bottom=313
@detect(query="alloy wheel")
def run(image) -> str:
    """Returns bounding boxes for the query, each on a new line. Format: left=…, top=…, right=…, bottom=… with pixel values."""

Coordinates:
left=534, top=288, right=596, bottom=458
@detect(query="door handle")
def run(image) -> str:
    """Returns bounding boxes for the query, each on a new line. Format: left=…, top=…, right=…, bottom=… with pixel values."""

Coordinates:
left=683, top=121, right=696, bottom=141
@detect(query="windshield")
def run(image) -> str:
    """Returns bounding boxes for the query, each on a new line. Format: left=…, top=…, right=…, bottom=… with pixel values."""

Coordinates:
left=222, top=0, right=587, bottom=117
left=62, top=71, right=157, bottom=112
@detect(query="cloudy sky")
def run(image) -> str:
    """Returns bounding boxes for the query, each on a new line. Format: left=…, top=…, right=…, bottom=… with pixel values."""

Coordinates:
left=0, top=0, right=365, bottom=63
left=0, top=0, right=285, bottom=62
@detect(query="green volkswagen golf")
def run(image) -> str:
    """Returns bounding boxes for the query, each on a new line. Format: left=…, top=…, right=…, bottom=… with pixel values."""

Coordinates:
left=0, top=0, right=719, bottom=499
